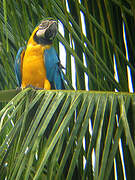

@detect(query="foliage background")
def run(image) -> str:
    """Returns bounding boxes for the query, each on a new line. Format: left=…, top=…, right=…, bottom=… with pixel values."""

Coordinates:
left=0, top=0, right=135, bottom=179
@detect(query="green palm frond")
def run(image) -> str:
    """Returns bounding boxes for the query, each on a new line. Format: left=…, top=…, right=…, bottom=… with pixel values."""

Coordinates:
left=0, top=90, right=135, bottom=179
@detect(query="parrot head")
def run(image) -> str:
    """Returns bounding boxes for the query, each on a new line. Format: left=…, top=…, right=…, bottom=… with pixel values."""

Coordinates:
left=34, top=19, right=58, bottom=45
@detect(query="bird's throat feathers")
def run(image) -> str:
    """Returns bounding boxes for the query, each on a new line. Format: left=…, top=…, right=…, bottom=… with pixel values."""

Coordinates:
left=27, top=26, right=51, bottom=50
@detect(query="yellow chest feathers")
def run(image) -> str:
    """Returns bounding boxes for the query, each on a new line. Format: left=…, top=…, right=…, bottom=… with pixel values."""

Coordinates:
left=22, top=44, right=51, bottom=89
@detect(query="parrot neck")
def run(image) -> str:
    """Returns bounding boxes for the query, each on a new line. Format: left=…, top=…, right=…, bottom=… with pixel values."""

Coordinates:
left=27, top=26, right=51, bottom=49
left=27, top=27, right=39, bottom=46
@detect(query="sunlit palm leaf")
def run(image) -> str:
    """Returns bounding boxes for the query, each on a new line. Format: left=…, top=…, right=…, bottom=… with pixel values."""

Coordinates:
left=0, top=90, right=135, bottom=179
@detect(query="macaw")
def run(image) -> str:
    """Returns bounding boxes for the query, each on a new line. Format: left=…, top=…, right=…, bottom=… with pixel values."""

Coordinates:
left=15, top=19, right=65, bottom=90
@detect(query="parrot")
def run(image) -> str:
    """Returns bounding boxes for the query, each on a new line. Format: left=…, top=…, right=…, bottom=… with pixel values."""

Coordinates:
left=15, top=19, right=65, bottom=90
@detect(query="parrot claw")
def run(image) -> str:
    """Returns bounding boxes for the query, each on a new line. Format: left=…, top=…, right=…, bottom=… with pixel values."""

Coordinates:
left=34, top=87, right=44, bottom=90
left=16, top=87, right=22, bottom=91
left=25, top=85, right=44, bottom=90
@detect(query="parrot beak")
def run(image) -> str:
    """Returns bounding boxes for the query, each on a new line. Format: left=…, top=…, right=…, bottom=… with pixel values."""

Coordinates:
left=35, top=19, right=57, bottom=44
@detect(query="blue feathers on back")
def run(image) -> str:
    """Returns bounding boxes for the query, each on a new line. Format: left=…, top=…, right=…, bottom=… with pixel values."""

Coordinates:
left=14, top=47, right=24, bottom=87
left=44, top=47, right=64, bottom=89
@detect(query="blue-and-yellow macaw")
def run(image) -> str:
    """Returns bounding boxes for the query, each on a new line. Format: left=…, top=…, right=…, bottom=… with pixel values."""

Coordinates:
left=15, top=19, right=64, bottom=90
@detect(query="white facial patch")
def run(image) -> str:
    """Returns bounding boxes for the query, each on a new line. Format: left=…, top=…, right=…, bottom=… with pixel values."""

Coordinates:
left=36, top=29, right=46, bottom=37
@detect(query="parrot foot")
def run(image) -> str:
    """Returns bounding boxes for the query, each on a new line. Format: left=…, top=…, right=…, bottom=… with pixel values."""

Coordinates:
left=16, top=87, right=22, bottom=91
left=34, top=87, right=44, bottom=90
left=25, top=85, right=44, bottom=90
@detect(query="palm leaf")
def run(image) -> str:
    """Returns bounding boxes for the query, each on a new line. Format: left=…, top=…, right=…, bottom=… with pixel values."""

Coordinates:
left=0, top=90, right=135, bottom=179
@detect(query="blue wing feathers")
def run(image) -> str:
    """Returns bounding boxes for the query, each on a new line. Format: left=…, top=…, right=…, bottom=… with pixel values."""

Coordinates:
left=14, top=47, right=24, bottom=87
left=44, top=47, right=65, bottom=89
left=15, top=46, right=64, bottom=89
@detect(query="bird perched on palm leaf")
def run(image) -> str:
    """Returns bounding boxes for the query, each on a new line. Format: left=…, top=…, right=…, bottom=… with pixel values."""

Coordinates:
left=15, top=18, right=65, bottom=90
